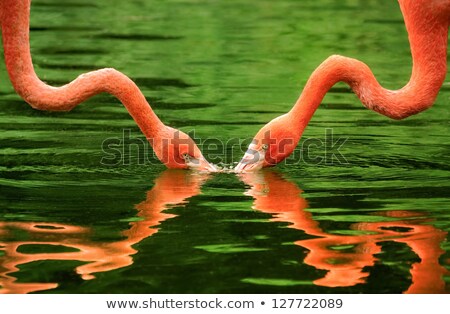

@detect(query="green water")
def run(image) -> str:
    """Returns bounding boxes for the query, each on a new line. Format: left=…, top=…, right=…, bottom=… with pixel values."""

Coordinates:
left=1, top=0, right=449, bottom=293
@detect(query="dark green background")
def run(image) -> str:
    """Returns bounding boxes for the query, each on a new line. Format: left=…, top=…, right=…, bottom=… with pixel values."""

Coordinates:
left=0, top=0, right=449, bottom=293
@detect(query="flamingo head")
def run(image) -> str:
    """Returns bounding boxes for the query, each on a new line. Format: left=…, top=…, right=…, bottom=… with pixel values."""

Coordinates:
left=152, top=126, right=216, bottom=171
left=235, top=114, right=300, bottom=172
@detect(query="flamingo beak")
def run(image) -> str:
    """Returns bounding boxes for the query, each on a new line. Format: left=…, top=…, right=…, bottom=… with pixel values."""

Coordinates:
left=187, top=156, right=218, bottom=172
left=234, top=149, right=266, bottom=173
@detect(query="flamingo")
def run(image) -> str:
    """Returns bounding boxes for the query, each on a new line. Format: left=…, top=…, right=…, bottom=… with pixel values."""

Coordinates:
left=235, top=0, right=450, bottom=172
left=0, top=0, right=216, bottom=171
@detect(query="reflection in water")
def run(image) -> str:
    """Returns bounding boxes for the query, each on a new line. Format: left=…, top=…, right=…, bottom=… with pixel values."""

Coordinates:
left=1, top=169, right=447, bottom=293
left=238, top=171, right=448, bottom=294
left=0, top=170, right=208, bottom=294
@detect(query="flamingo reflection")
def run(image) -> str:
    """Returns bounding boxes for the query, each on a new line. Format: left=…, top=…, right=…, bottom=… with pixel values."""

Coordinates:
left=239, top=170, right=448, bottom=293
left=0, top=170, right=208, bottom=294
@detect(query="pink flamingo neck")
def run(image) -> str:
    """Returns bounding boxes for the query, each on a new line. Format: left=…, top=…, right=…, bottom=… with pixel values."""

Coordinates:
left=0, top=0, right=165, bottom=139
left=289, top=0, right=449, bottom=134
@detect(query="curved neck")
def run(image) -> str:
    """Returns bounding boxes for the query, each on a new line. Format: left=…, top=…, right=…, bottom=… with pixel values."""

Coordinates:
left=0, top=0, right=165, bottom=139
left=290, top=0, right=449, bottom=133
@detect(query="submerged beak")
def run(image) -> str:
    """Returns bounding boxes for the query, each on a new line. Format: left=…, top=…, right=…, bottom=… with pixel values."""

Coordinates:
left=234, top=149, right=265, bottom=173
left=187, top=156, right=218, bottom=172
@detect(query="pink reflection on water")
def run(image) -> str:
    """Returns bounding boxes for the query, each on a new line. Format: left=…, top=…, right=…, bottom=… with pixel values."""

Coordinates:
left=239, top=171, right=448, bottom=293
left=1, top=169, right=447, bottom=294
left=0, top=170, right=208, bottom=294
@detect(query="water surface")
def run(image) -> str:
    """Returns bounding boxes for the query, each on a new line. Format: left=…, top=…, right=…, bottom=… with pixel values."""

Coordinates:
left=0, top=0, right=449, bottom=293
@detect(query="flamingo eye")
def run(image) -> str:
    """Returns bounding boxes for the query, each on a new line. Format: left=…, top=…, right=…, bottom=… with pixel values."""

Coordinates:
left=181, top=153, right=191, bottom=161
left=261, top=144, right=269, bottom=151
